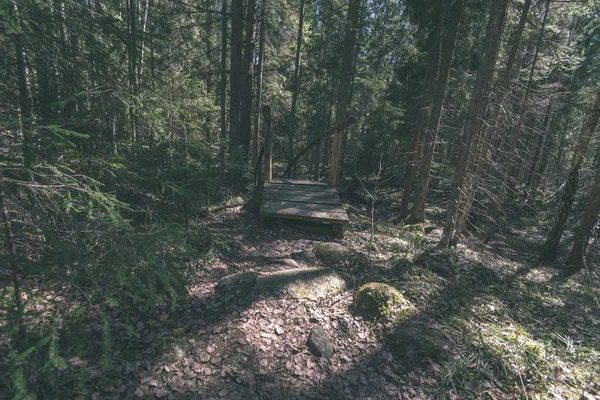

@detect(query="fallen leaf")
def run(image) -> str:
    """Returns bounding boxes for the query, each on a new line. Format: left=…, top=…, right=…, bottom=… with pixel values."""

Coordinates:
left=260, top=359, right=269, bottom=367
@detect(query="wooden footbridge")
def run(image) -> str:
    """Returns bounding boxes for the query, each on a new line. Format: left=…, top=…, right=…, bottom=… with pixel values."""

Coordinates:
left=256, top=106, right=356, bottom=236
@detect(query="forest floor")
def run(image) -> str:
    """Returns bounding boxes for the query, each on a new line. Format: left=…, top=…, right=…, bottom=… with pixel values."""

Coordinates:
left=80, top=190, right=599, bottom=400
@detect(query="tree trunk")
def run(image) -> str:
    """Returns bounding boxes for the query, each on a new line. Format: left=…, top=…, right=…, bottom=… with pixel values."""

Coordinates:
left=328, top=0, right=362, bottom=187
left=504, top=0, right=550, bottom=184
left=565, top=172, right=600, bottom=268
left=252, top=0, right=266, bottom=164
left=127, top=0, right=138, bottom=142
left=205, top=0, right=213, bottom=145
left=240, top=0, right=257, bottom=159
left=219, top=0, right=229, bottom=173
left=455, top=0, right=532, bottom=236
left=229, top=0, right=244, bottom=153
left=407, top=0, right=464, bottom=223
left=399, top=2, right=442, bottom=218
left=288, top=0, right=306, bottom=179
left=0, top=170, right=25, bottom=337
left=440, top=0, right=509, bottom=247
left=540, top=89, right=600, bottom=261
left=14, top=28, right=34, bottom=168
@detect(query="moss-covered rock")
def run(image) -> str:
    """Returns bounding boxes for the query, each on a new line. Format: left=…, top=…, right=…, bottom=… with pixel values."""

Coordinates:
left=414, top=248, right=460, bottom=279
left=217, top=268, right=345, bottom=301
left=353, top=282, right=417, bottom=321
left=256, top=268, right=346, bottom=300
left=401, top=224, right=425, bottom=236
left=315, top=242, right=353, bottom=262
left=215, top=271, right=259, bottom=297
left=315, top=242, right=368, bottom=269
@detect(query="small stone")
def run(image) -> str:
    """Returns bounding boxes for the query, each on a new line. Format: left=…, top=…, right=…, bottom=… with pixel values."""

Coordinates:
left=155, top=388, right=168, bottom=398
left=307, top=326, right=334, bottom=358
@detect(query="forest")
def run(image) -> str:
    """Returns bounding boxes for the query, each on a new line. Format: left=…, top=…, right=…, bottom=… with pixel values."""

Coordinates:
left=1, top=0, right=600, bottom=398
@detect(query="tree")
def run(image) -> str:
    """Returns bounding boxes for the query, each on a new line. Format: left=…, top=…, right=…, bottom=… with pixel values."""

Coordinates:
left=230, top=0, right=244, bottom=153
left=540, top=89, right=600, bottom=261
left=329, top=0, right=363, bottom=187
left=288, top=0, right=306, bottom=178
left=399, top=1, right=442, bottom=218
left=407, top=0, right=464, bottom=224
left=454, top=0, right=533, bottom=236
left=565, top=171, right=600, bottom=269
left=240, top=0, right=258, bottom=158
left=440, top=0, right=509, bottom=247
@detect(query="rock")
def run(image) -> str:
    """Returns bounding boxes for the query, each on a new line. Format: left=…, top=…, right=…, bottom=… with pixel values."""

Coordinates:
left=218, top=269, right=345, bottom=301
left=307, top=326, right=334, bottom=357
left=414, top=248, right=459, bottom=278
left=353, top=282, right=417, bottom=321
left=215, top=271, right=259, bottom=297
left=291, top=251, right=317, bottom=265
left=256, top=268, right=345, bottom=300
left=315, top=242, right=368, bottom=269
left=337, top=317, right=356, bottom=338
left=401, top=224, right=425, bottom=236
left=282, top=258, right=300, bottom=268
left=315, top=242, right=353, bottom=261
left=390, top=324, right=450, bottom=365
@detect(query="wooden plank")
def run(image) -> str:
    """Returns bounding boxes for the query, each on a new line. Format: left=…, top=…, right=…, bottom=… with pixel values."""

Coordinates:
left=263, top=187, right=339, bottom=198
left=263, top=193, right=343, bottom=205
left=268, top=178, right=327, bottom=186
left=264, top=182, right=336, bottom=192
left=261, top=200, right=349, bottom=223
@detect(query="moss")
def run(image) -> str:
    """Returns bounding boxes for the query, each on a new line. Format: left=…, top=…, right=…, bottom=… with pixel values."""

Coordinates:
left=353, top=282, right=417, bottom=321
left=315, top=242, right=352, bottom=262
left=401, top=224, right=425, bottom=236
left=256, top=268, right=346, bottom=300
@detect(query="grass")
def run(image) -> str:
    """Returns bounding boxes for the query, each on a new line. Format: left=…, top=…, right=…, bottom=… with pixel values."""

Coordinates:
left=357, top=207, right=600, bottom=399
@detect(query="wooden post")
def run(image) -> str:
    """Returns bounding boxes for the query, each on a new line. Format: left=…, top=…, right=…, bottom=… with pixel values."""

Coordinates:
left=328, top=128, right=343, bottom=187
left=262, top=105, right=272, bottom=182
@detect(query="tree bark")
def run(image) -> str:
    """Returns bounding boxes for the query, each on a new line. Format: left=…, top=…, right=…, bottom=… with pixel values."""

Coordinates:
left=407, top=0, right=464, bottom=224
left=252, top=0, right=266, bottom=164
left=540, top=89, right=600, bottom=261
left=219, top=0, right=229, bottom=172
left=127, top=0, right=138, bottom=142
left=14, top=26, right=34, bottom=168
left=205, top=0, right=213, bottom=145
left=240, top=0, right=257, bottom=159
left=288, top=0, right=306, bottom=179
left=328, top=0, right=362, bottom=187
left=565, top=172, right=600, bottom=268
left=440, top=0, right=509, bottom=247
left=229, top=0, right=244, bottom=153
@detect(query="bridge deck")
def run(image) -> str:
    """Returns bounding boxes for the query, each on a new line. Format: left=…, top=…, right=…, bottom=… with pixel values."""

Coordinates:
left=260, top=179, right=349, bottom=234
